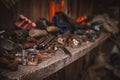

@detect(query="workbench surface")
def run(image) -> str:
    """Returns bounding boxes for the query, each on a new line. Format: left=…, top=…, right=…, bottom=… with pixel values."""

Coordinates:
left=0, top=33, right=111, bottom=80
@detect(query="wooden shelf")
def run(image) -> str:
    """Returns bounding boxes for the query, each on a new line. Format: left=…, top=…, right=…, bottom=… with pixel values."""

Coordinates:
left=0, top=32, right=111, bottom=80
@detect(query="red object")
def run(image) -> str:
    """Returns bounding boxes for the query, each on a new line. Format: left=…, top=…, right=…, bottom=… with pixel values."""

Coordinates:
left=15, top=20, right=26, bottom=28
left=49, top=0, right=65, bottom=22
left=76, top=16, right=87, bottom=23
left=15, top=14, right=36, bottom=30
left=49, top=1, right=56, bottom=23
left=31, top=22, right=36, bottom=27
left=19, top=14, right=25, bottom=20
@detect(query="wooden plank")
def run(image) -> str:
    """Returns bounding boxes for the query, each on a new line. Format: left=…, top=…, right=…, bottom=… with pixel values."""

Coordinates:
left=17, top=0, right=49, bottom=22
left=44, top=56, right=83, bottom=80
left=0, top=33, right=111, bottom=80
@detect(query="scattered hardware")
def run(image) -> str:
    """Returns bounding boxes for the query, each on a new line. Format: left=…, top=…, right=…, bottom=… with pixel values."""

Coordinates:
left=0, top=13, right=119, bottom=71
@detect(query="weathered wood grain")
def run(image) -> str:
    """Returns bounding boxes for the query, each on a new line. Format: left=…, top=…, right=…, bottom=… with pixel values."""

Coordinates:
left=0, top=33, right=111, bottom=80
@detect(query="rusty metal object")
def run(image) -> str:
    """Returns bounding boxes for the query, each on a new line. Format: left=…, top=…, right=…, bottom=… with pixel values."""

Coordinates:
left=0, top=38, right=20, bottom=52
left=13, top=30, right=29, bottom=43
left=36, top=35, right=56, bottom=50
left=45, top=42, right=59, bottom=53
left=57, top=36, right=65, bottom=45
left=0, top=57, right=18, bottom=71
left=0, top=53, right=16, bottom=60
left=37, top=54, right=43, bottom=60
left=15, top=57, right=22, bottom=64
left=37, top=53, right=51, bottom=59
left=19, top=43, right=35, bottom=49
left=27, top=36, right=38, bottom=43
left=15, top=49, right=41, bottom=66
left=57, top=31, right=71, bottom=45
left=27, top=54, right=38, bottom=66
left=44, top=36, right=58, bottom=51
left=37, top=36, right=47, bottom=44
left=27, top=60, right=38, bottom=66
left=29, top=29, right=48, bottom=37
left=14, top=30, right=24, bottom=37
left=46, top=26, right=60, bottom=33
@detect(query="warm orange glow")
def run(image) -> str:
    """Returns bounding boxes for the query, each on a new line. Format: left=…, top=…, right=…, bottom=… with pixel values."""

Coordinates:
left=76, top=16, right=87, bottom=23
left=49, top=1, right=55, bottom=23
left=49, top=0, right=65, bottom=22
left=55, top=3, right=61, bottom=12
left=60, top=0, right=65, bottom=12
